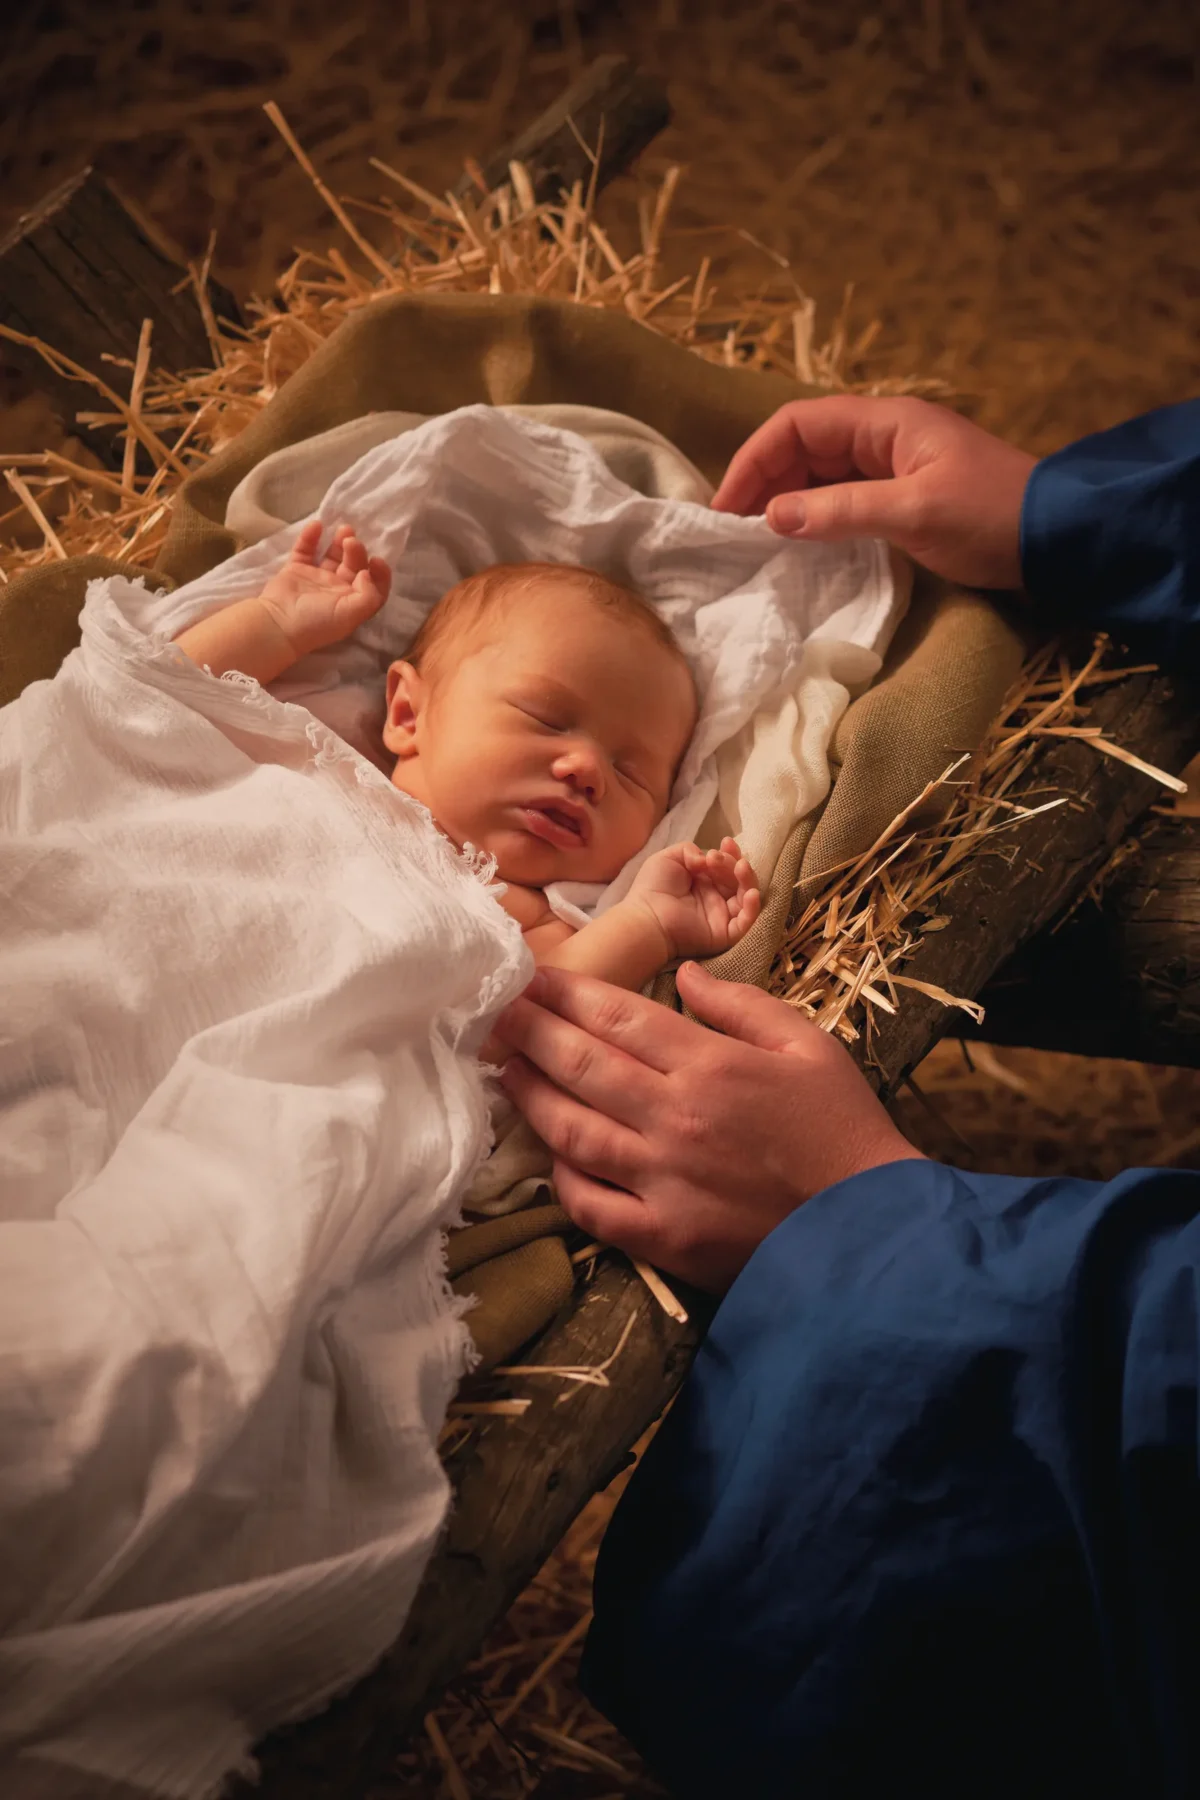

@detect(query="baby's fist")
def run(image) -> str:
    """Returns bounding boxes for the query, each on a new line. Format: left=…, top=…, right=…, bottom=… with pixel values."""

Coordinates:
left=258, top=521, right=392, bottom=657
left=629, top=836, right=761, bottom=961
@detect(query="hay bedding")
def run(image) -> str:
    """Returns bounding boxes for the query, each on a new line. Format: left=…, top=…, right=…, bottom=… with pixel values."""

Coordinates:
left=2, top=52, right=1200, bottom=1795
left=4, top=1, right=1199, bottom=454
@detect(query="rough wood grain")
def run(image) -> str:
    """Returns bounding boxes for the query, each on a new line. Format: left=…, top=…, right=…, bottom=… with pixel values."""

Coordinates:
left=241, top=1261, right=700, bottom=1797
left=0, top=168, right=240, bottom=466
left=466, top=53, right=670, bottom=208
left=862, top=664, right=1200, bottom=1092
left=966, top=811, right=1200, bottom=1069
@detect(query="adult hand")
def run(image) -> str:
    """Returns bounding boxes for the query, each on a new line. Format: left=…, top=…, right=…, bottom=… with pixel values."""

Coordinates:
left=494, top=960, right=921, bottom=1293
left=711, top=395, right=1036, bottom=590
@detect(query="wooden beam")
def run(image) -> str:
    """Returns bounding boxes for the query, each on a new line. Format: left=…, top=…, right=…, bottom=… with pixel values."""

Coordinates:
left=0, top=168, right=241, bottom=467
left=460, top=53, right=670, bottom=208
left=862, top=663, right=1200, bottom=1089
left=239, top=1260, right=700, bottom=1799
left=965, top=811, right=1200, bottom=1069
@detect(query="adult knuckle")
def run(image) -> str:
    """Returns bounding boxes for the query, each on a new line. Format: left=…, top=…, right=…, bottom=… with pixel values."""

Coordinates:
left=799, top=1024, right=855, bottom=1078
left=674, top=1103, right=717, bottom=1154
left=696, top=1043, right=741, bottom=1086
left=556, top=1181, right=599, bottom=1235
left=588, top=990, right=632, bottom=1043
left=560, top=1034, right=599, bottom=1090
left=892, top=394, right=930, bottom=427
left=555, top=1111, right=607, bottom=1171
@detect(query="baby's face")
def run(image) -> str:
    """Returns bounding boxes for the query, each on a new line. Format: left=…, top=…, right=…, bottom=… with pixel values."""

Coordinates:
left=385, top=586, right=696, bottom=887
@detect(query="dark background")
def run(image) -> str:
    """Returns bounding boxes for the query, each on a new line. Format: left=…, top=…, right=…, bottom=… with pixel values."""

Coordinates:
left=4, top=0, right=1198, bottom=450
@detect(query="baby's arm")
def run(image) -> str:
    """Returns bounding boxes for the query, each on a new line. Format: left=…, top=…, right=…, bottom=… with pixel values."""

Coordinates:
left=485, top=847, right=758, bottom=1065
left=175, top=522, right=390, bottom=682
left=536, top=839, right=760, bottom=990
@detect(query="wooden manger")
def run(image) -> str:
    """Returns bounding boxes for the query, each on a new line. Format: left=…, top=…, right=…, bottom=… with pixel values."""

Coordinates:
left=2, top=52, right=1198, bottom=1797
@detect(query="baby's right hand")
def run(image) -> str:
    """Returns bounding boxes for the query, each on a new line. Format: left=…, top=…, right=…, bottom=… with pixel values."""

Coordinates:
left=257, top=521, right=392, bottom=658
left=627, top=836, right=761, bottom=962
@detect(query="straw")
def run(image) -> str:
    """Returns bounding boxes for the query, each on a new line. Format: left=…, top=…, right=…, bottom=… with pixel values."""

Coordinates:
left=264, top=102, right=398, bottom=284
left=4, top=469, right=66, bottom=558
left=424, top=1712, right=472, bottom=1800
left=631, top=1257, right=689, bottom=1322
left=121, top=319, right=154, bottom=497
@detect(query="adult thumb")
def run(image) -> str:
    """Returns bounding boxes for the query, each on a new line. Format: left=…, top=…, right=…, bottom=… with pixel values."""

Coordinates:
left=676, top=961, right=818, bottom=1055
left=768, top=476, right=917, bottom=544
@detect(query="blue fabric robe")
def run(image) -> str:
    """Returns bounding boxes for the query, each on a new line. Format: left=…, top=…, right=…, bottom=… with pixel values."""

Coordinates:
left=581, top=401, right=1200, bottom=1799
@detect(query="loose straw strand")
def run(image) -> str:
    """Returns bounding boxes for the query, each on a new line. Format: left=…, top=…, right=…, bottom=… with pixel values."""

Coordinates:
left=122, top=318, right=154, bottom=497
left=424, top=1712, right=472, bottom=1800
left=265, top=102, right=399, bottom=283
left=4, top=470, right=67, bottom=559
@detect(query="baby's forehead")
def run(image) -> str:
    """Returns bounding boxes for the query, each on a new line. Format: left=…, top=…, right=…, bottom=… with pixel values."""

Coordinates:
left=494, top=570, right=673, bottom=653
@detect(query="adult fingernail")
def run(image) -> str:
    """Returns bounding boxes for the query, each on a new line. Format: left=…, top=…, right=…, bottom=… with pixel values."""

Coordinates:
left=680, top=959, right=709, bottom=979
left=768, top=495, right=806, bottom=534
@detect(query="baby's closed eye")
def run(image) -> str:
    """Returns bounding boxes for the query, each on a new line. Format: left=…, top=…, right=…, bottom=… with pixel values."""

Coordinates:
left=513, top=699, right=569, bottom=732
left=616, top=760, right=657, bottom=796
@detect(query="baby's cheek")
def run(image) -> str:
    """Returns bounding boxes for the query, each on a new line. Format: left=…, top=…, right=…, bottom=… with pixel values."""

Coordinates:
left=618, top=799, right=661, bottom=863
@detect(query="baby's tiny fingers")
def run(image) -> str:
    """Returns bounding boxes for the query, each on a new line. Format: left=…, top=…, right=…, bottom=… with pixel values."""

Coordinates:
left=340, top=535, right=368, bottom=576
left=367, top=555, right=392, bottom=601
left=321, top=524, right=353, bottom=569
left=291, top=519, right=324, bottom=564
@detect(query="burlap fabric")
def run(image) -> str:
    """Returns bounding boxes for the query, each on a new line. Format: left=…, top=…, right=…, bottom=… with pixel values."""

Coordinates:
left=0, top=294, right=1025, bottom=1367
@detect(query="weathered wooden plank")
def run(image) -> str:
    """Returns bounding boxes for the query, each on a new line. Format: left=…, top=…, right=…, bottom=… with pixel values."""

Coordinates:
left=466, top=53, right=670, bottom=208
left=967, top=811, right=1200, bottom=1069
left=0, top=168, right=240, bottom=466
left=861, top=662, right=1200, bottom=1094
left=240, top=1261, right=700, bottom=1798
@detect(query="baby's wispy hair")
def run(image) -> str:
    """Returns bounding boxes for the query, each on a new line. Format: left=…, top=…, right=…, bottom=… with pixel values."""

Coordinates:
left=405, top=561, right=686, bottom=680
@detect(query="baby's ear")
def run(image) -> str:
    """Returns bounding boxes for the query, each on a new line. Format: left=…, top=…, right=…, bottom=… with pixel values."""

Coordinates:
left=382, top=660, right=424, bottom=757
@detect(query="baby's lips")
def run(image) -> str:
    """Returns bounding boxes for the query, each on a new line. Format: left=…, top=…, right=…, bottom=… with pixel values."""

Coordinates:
left=518, top=802, right=593, bottom=849
left=519, top=804, right=588, bottom=852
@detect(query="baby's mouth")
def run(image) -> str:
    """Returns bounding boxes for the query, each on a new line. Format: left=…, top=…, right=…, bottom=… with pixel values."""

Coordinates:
left=519, top=803, right=590, bottom=850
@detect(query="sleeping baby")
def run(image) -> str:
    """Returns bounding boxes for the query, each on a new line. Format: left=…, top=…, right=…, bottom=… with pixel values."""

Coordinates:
left=175, top=520, right=760, bottom=991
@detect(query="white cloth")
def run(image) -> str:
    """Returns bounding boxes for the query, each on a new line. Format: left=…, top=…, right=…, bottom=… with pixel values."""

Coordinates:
left=0, top=404, right=905, bottom=1787
left=0, top=575, right=528, bottom=1797
left=220, top=404, right=904, bottom=927
left=225, top=403, right=715, bottom=544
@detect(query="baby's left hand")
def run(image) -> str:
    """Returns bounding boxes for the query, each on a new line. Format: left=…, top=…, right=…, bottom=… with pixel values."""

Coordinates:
left=628, top=837, right=761, bottom=961
left=257, top=521, right=391, bottom=659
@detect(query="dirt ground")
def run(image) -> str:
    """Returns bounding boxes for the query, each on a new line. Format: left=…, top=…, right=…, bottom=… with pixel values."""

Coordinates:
left=3, top=1, right=1200, bottom=1793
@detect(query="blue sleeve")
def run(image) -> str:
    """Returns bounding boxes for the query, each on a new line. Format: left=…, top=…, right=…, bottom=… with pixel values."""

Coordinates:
left=1020, top=398, right=1200, bottom=673
left=581, top=1158, right=1200, bottom=1800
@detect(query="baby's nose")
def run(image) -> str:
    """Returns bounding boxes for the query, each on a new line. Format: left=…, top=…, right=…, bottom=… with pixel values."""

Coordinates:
left=554, top=744, right=605, bottom=803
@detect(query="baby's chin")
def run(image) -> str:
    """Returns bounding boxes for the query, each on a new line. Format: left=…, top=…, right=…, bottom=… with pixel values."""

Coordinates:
left=489, top=831, right=622, bottom=890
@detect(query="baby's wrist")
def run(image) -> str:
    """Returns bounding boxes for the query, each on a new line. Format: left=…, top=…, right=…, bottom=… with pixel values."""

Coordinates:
left=250, top=594, right=309, bottom=662
left=617, top=894, right=677, bottom=968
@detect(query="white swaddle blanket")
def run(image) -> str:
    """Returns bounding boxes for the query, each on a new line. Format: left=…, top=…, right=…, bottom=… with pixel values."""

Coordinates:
left=0, top=406, right=903, bottom=1796
left=226, top=404, right=907, bottom=923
